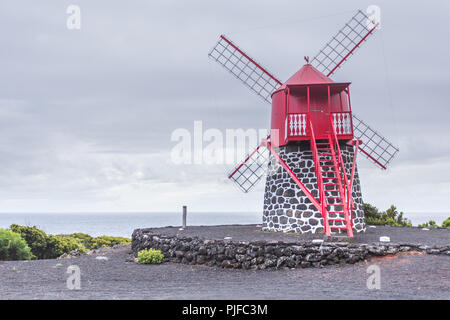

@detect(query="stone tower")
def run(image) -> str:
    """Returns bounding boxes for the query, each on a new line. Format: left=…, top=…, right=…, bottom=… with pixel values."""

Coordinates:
left=262, top=142, right=365, bottom=234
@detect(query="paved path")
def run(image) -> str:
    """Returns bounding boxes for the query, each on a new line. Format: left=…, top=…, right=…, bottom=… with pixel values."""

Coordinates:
left=0, top=245, right=448, bottom=299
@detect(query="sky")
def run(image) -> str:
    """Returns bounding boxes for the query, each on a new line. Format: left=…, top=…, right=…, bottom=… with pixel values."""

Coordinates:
left=0, top=0, right=449, bottom=222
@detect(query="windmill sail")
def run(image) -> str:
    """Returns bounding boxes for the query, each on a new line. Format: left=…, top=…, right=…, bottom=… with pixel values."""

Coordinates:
left=310, top=10, right=379, bottom=77
left=352, top=114, right=399, bottom=169
left=208, top=35, right=282, bottom=104
left=228, top=139, right=270, bottom=193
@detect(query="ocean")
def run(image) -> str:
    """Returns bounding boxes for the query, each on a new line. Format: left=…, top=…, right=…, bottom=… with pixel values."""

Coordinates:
left=0, top=212, right=447, bottom=238
left=0, top=212, right=262, bottom=238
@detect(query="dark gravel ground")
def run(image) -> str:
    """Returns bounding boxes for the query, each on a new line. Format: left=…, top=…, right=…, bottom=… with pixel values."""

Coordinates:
left=148, top=224, right=450, bottom=245
left=0, top=245, right=448, bottom=300
left=0, top=225, right=449, bottom=300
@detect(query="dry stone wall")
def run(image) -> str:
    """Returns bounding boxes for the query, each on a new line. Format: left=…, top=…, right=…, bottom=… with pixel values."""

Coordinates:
left=132, top=229, right=450, bottom=270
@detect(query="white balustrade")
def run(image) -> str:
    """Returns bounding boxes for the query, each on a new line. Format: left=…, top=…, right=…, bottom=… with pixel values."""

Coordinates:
left=332, top=112, right=352, bottom=135
left=286, top=112, right=352, bottom=137
left=288, top=114, right=307, bottom=136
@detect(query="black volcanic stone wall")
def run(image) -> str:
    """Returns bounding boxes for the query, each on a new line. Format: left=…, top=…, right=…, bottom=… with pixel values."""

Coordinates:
left=131, top=229, right=450, bottom=270
left=262, top=142, right=365, bottom=234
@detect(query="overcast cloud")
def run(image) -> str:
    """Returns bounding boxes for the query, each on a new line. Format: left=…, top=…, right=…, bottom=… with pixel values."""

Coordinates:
left=0, top=0, right=449, bottom=222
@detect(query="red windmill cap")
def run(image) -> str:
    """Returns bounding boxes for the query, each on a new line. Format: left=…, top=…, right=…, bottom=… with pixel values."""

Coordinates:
left=285, top=64, right=334, bottom=85
left=273, top=64, right=339, bottom=95
left=272, top=64, right=351, bottom=97
left=285, top=63, right=333, bottom=86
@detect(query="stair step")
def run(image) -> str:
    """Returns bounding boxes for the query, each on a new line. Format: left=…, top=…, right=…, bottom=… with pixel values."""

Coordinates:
left=313, top=136, right=352, bottom=237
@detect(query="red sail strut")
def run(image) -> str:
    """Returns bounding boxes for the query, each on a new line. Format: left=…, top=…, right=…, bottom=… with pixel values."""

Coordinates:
left=219, top=35, right=283, bottom=86
left=326, top=23, right=379, bottom=77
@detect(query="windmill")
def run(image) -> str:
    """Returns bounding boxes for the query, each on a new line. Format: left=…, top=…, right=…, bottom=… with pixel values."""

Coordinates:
left=208, top=10, right=399, bottom=237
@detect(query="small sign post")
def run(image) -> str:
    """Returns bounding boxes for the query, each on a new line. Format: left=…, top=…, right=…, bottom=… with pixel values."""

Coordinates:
left=182, top=205, right=187, bottom=229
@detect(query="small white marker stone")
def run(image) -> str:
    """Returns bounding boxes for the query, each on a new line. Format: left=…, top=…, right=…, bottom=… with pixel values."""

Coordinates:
left=224, top=236, right=232, bottom=240
left=95, top=256, right=109, bottom=261
left=421, top=228, right=430, bottom=231
left=312, top=239, right=324, bottom=244
left=379, top=236, right=390, bottom=242
left=369, top=226, right=376, bottom=228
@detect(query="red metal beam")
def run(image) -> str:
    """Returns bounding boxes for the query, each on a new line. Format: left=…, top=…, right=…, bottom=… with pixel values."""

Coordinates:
left=358, top=146, right=387, bottom=170
left=220, top=35, right=283, bottom=86
left=265, top=141, right=321, bottom=211
left=326, top=23, right=379, bottom=77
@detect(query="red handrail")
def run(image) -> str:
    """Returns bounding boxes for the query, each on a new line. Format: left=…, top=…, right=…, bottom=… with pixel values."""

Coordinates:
left=329, top=118, right=354, bottom=225
left=307, top=114, right=326, bottom=230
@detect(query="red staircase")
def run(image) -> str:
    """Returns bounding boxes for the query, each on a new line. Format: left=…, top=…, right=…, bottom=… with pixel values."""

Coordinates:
left=309, top=118, right=353, bottom=237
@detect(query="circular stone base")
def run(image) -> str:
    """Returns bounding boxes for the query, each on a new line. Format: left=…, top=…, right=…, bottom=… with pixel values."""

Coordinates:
left=262, top=142, right=365, bottom=234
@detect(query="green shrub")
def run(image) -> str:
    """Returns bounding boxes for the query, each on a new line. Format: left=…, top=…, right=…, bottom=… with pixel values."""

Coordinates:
left=10, top=224, right=48, bottom=259
left=418, top=220, right=439, bottom=228
left=9, top=224, right=131, bottom=259
left=47, top=235, right=87, bottom=258
left=0, top=229, right=34, bottom=261
left=363, top=204, right=411, bottom=227
left=442, top=218, right=450, bottom=228
left=10, top=224, right=86, bottom=259
left=137, top=248, right=164, bottom=264
left=383, top=205, right=412, bottom=227
left=363, top=203, right=384, bottom=225
left=91, top=236, right=131, bottom=249
left=63, top=233, right=94, bottom=249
